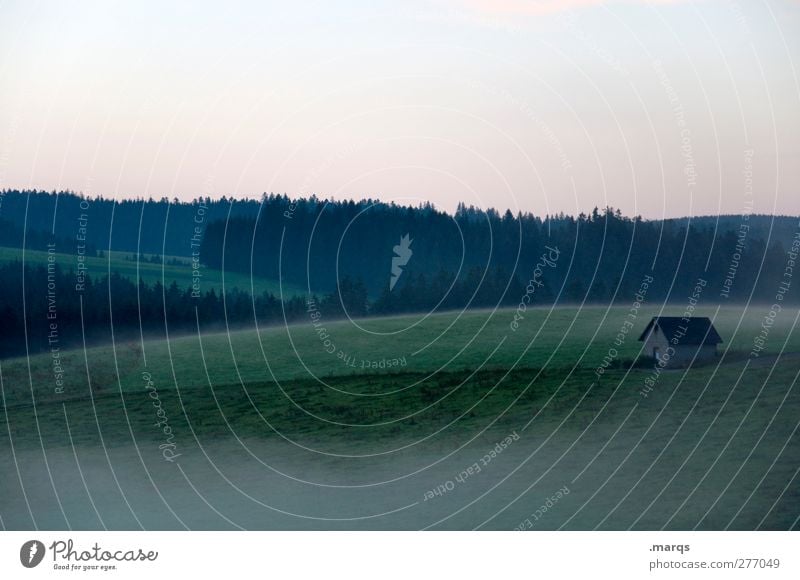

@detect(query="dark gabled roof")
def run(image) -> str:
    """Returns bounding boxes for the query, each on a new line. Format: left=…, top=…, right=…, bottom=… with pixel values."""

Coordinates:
left=638, top=316, right=723, bottom=345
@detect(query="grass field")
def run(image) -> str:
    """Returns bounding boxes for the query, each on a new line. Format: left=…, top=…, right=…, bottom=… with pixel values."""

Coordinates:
left=2, top=304, right=799, bottom=405
left=1, top=305, right=798, bottom=530
left=0, top=245, right=307, bottom=297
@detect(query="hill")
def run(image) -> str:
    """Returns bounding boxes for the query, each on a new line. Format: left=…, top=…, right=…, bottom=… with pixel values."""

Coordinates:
left=1, top=305, right=797, bottom=530
left=0, top=246, right=306, bottom=298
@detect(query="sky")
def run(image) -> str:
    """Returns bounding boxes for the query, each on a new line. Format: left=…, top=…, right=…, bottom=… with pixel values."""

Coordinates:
left=0, top=0, right=799, bottom=218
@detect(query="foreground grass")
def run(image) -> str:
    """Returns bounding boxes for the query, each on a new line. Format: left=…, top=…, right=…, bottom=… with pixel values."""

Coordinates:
left=2, top=304, right=798, bottom=456
left=2, top=305, right=798, bottom=408
left=1, top=305, right=798, bottom=530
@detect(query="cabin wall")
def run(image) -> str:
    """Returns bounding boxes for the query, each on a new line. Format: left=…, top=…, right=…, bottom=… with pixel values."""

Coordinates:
left=643, top=335, right=717, bottom=368
left=668, top=344, right=717, bottom=367
left=643, top=328, right=670, bottom=361
left=641, top=321, right=720, bottom=368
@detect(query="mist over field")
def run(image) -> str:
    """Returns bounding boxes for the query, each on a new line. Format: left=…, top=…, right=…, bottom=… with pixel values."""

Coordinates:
left=2, top=305, right=798, bottom=530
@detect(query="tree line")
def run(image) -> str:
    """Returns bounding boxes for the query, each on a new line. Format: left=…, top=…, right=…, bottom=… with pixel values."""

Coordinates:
left=0, top=261, right=311, bottom=358
left=200, top=200, right=799, bottom=304
left=1, top=192, right=799, bottom=359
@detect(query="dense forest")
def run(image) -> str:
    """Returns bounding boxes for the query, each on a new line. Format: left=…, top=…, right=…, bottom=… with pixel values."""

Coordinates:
left=199, top=197, right=800, bottom=303
left=0, top=262, right=313, bottom=358
left=0, top=190, right=260, bottom=256
left=0, top=190, right=798, bottom=358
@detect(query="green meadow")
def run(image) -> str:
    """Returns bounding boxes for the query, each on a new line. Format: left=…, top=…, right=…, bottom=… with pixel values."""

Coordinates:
left=1, top=305, right=798, bottom=530
left=0, top=246, right=307, bottom=297
left=2, top=305, right=798, bottom=432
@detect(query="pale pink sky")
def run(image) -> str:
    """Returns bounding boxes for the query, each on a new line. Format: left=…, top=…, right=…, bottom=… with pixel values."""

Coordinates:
left=0, top=0, right=799, bottom=218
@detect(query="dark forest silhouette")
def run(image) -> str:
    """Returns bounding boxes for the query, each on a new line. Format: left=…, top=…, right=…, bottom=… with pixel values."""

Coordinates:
left=0, top=190, right=798, bottom=358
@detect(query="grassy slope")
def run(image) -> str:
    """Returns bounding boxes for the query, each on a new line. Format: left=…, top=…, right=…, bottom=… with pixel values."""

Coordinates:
left=2, top=305, right=798, bottom=406
left=0, top=246, right=307, bottom=297
left=1, top=305, right=798, bottom=529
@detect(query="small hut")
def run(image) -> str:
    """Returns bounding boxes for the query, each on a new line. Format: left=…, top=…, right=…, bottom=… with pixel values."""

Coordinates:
left=638, top=316, right=722, bottom=368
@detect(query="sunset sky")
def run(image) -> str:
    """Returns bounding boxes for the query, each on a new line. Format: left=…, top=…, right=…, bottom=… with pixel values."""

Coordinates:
left=1, top=0, right=799, bottom=218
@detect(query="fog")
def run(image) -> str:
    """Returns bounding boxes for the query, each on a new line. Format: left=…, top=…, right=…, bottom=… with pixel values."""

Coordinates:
left=3, top=399, right=796, bottom=531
